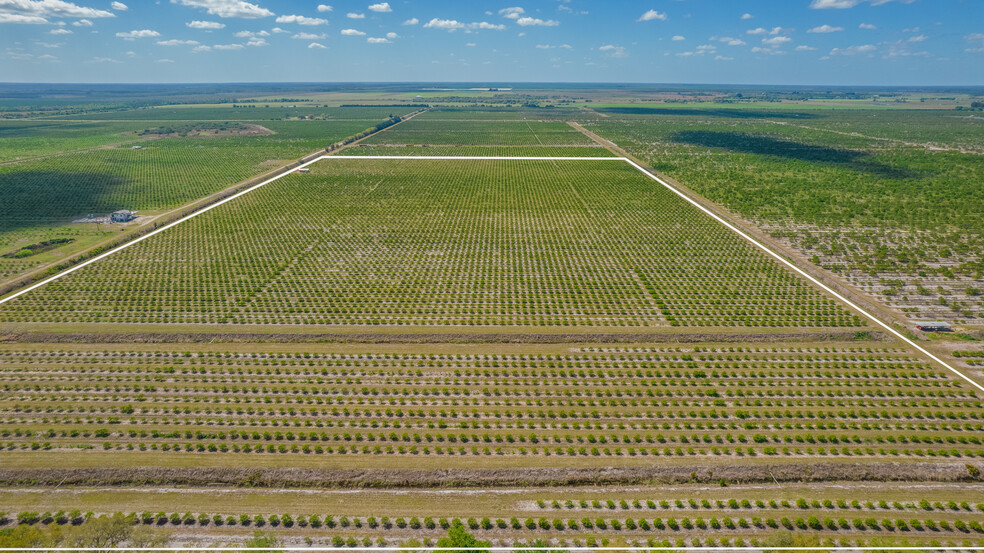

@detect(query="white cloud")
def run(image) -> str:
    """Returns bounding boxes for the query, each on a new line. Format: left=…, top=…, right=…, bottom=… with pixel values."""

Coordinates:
left=111, top=1, right=127, bottom=10
left=72, top=18, right=92, bottom=26
left=599, top=44, right=627, bottom=58
left=908, top=34, right=927, bottom=42
left=746, top=27, right=767, bottom=35
left=170, top=0, right=273, bottom=19
left=714, top=55, right=734, bottom=60
left=292, top=32, right=324, bottom=39
left=186, top=20, right=225, bottom=29
left=516, top=17, right=558, bottom=26
left=157, top=38, right=200, bottom=45
left=246, top=37, right=266, bottom=46
left=637, top=9, right=667, bottom=22
left=966, top=33, right=984, bottom=53
left=212, top=43, right=245, bottom=49
left=116, top=29, right=159, bottom=39
left=465, top=42, right=475, bottom=46
left=6, top=0, right=115, bottom=19
left=385, top=31, right=397, bottom=39
left=769, top=26, right=791, bottom=35
left=234, top=29, right=268, bottom=37
left=423, top=18, right=463, bottom=30
left=0, top=0, right=116, bottom=24
left=156, top=58, right=173, bottom=63
left=474, top=21, right=505, bottom=30
left=308, top=41, right=326, bottom=48
left=498, top=7, right=524, bottom=19
left=829, top=43, right=876, bottom=55
left=808, top=24, right=843, bottom=33
left=859, top=22, right=876, bottom=29
left=422, top=18, right=505, bottom=31
left=340, top=28, right=365, bottom=36
left=741, top=13, right=753, bottom=20
left=762, top=36, right=791, bottom=46
left=750, top=46, right=782, bottom=54
left=402, top=17, right=417, bottom=25
left=810, top=0, right=917, bottom=8
left=671, top=35, right=684, bottom=41
left=192, top=44, right=211, bottom=51
left=368, top=2, right=391, bottom=13
left=271, top=26, right=287, bottom=33
left=347, top=12, right=364, bottom=19
left=367, top=36, right=389, bottom=43
left=0, top=13, right=46, bottom=23
left=795, top=44, right=817, bottom=51
left=535, top=44, right=553, bottom=49
left=48, top=27, right=72, bottom=33
left=276, top=15, right=328, bottom=25
left=316, top=4, right=332, bottom=12
left=717, top=36, right=746, bottom=46
left=90, top=56, right=119, bottom=63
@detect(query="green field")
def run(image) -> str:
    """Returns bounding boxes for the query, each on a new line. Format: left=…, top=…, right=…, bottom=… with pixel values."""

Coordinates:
left=587, top=106, right=984, bottom=324
left=1, top=87, right=983, bottom=549
left=362, top=119, right=598, bottom=146
left=0, top=109, right=411, bottom=288
left=0, top=159, right=861, bottom=328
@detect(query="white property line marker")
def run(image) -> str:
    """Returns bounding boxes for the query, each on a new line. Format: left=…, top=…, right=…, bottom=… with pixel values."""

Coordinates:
left=0, top=155, right=979, bottom=393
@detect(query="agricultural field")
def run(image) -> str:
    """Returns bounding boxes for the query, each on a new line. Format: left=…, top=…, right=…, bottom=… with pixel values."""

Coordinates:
left=0, top=337, right=983, bottom=547
left=56, top=105, right=407, bottom=122
left=0, top=158, right=862, bottom=328
left=0, top=109, right=412, bottom=287
left=587, top=107, right=984, bottom=326
left=1, top=91, right=983, bottom=549
left=343, top=145, right=617, bottom=157
left=361, top=119, right=598, bottom=146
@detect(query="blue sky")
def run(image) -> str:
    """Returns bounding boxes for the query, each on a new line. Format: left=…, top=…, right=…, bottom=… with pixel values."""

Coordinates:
left=1, top=0, right=982, bottom=85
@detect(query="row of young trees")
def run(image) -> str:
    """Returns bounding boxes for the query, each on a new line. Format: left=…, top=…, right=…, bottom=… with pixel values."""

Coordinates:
left=534, top=497, right=984, bottom=513
left=9, top=510, right=984, bottom=536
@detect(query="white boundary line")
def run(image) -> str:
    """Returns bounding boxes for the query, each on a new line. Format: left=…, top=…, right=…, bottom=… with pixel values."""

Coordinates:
left=619, top=158, right=984, bottom=394
left=0, top=154, right=979, bottom=393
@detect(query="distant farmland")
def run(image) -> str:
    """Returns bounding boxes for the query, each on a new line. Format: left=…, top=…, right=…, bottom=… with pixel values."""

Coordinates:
left=1, top=100, right=982, bottom=549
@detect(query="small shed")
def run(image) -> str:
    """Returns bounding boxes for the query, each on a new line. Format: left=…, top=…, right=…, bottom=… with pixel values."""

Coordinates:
left=110, top=210, right=137, bottom=223
left=131, top=145, right=143, bottom=150
left=914, top=321, right=951, bottom=332
left=297, top=168, right=311, bottom=173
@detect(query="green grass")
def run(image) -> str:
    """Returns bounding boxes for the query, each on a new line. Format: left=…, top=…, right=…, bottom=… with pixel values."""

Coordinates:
left=586, top=107, right=984, bottom=322
left=0, top=117, right=398, bottom=284
left=0, top=120, right=152, bottom=163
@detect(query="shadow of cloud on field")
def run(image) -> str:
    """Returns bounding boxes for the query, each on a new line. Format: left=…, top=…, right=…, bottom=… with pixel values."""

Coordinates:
left=670, top=130, right=919, bottom=180
left=596, top=107, right=822, bottom=120
left=0, top=170, right=132, bottom=233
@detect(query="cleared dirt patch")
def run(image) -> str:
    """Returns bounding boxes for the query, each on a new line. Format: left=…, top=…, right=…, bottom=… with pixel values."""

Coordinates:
left=1, top=462, right=980, bottom=489
left=129, top=123, right=273, bottom=139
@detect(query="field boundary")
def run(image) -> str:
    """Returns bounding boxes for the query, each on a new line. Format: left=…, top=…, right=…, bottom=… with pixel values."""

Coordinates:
left=0, top=154, right=980, bottom=393
left=0, top=109, right=425, bottom=299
